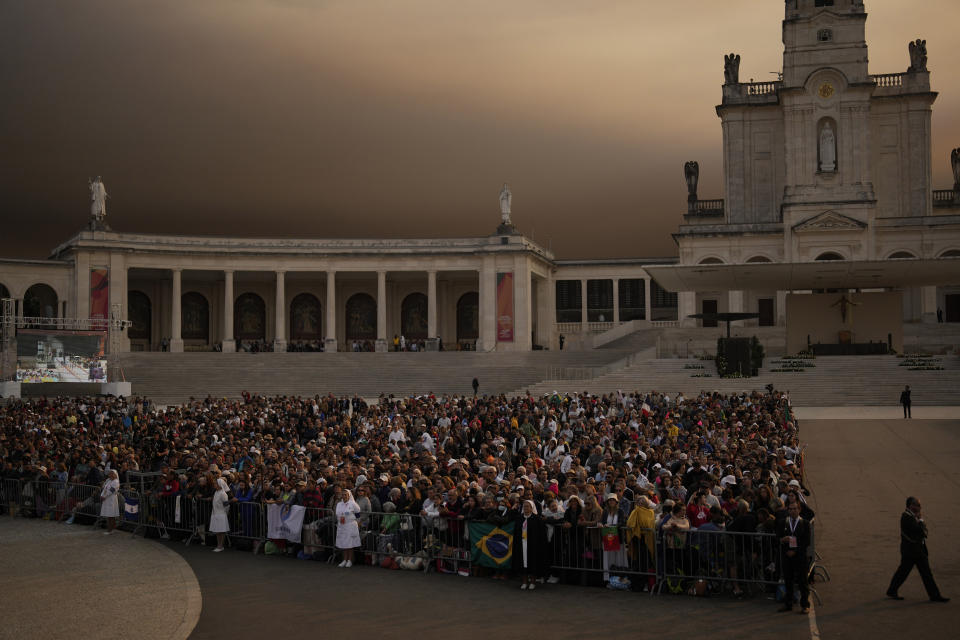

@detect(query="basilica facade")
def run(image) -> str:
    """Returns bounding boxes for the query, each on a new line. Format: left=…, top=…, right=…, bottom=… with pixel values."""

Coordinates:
left=664, top=0, right=960, bottom=328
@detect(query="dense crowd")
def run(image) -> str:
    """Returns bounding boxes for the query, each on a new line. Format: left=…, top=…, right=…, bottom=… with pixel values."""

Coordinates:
left=0, top=385, right=814, bottom=594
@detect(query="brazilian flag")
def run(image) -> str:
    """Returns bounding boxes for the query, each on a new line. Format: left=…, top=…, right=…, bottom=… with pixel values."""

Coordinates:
left=469, top=522, right=515, bottom=568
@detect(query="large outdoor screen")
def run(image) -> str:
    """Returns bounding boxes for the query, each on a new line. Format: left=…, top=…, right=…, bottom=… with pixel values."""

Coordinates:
left=15, top=330, right=108, bottom=383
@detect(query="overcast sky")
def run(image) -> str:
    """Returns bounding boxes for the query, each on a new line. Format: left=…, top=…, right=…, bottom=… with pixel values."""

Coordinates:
left=1, top=0, right=957, bottom=260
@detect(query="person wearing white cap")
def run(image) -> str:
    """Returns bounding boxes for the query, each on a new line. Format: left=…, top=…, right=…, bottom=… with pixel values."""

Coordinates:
left=210, top=477, right=231, bottom=552
left=99, top=469, right=120, bottom=534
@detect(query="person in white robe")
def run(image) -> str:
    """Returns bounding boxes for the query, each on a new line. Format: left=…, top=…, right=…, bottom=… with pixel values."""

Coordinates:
left=336, top=489, right=362, bottom=567
left=100, top=470, right=120, bottom=534
left=210, top=477, right=231, bottom=552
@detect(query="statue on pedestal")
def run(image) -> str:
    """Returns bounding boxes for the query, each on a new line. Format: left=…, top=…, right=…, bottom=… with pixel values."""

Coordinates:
left=819, top=122, right=837, bottom=172
left=499, top=183, right=512, bottom=226
left=908, top=39, right=927, bottom=72
left=723, top=53, right=741, bottom=85
left=684, top=161, right=699, bottom=207
left=89, top=176, right=108, bottom=222
left=951, top=147, right=960, bottom=191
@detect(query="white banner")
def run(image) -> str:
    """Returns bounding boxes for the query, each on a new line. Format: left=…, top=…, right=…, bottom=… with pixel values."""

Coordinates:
left=267, top=504, right=306, bottom=543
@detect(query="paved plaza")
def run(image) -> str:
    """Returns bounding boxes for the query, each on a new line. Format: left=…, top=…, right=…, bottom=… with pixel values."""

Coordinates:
left=2, top=413, right=957, bottom=640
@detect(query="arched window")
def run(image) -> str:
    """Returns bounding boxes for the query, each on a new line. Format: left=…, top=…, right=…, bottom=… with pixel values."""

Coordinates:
left=456, top=292, right=479, bottom=341
left=815, top=252, right=844, bottom=261
left=290, top=293, right=322, bottom=340
left=234, top=293, right=266, bottom=340
left=345, top=293, right=376, bottom=340
left=887, top=251, right=917, bottom=259
left=181, top=292, right=209, bottom=342
left=24, top=283, right=58, bottom=319
left=128, top=291, right=152, bottom=340
left=746, top=255, right=773, bottom=263
left=698, top=257, right=724, bottom=265
left=939, top=249, right=960, bottom=258
left=0, top=283, right=9, bottom=302
left=401, top=293, right=428, bottom=339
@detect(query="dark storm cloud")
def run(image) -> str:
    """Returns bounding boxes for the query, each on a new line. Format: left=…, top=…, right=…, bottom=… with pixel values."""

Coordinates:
left=0, top=1, right=956, bottom=260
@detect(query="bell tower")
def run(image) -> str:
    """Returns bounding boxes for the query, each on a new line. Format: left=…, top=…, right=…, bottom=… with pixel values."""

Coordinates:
left=782, top=0, right=868, bottom=89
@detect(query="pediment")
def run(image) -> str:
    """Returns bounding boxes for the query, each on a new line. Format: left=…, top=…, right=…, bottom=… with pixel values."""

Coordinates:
left=792, top=211, right=867, bottom=233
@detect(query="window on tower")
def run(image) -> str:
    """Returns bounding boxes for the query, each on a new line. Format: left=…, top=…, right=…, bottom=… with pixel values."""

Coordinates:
left=818, top=29, right=833, bottom=42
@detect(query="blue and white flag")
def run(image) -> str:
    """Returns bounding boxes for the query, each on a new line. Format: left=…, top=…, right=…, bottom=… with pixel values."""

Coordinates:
left=267, top=504, right=306, bottom=543
left=124, top=496, right=139, bottom=521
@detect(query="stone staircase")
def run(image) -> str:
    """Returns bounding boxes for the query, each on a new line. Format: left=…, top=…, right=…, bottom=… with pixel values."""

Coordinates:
left=514, top=355, right=960, bottom=406
left=116, top=350, right=630, bottom=405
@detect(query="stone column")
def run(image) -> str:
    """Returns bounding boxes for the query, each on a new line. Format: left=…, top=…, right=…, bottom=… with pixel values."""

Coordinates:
left=170, top=268, right=183, bottom=352
left=612, top=278, right=620, bottom=323
left=426, top=270, right=439, bottom=351
left=324, top=271, right=337, bottom=352
left=643, top=276, right=653, bottom=322
left=580, top=278, right=588, bottom=325
left=728, top=290, right=744, bottom=329
left=376, top=270, right=388, bottom=352
left=513, top=256, right=532, bottom=351
left=477, top=257, right=496, bottom=351
left=109, top=255, right=130, bottom=353
left=678, top=291, right=696, bottom=327
left=222, top=270, right=235, bottom=352
left=274, top=271, right=287, bottom=351
left=921, top=285, right=937, bottom=324
left=776, top=290, right=787, bottom=326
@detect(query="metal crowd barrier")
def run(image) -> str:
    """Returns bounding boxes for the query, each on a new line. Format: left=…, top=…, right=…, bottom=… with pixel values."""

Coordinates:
left=0, top=479, right=812, bottom=599
left=657, top=527, right=779, bottom=596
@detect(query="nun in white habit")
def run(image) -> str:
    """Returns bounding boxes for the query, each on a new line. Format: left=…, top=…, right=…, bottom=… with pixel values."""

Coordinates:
left=100, top=470, right=120, bottom=534
left=335, top=489, right=362, bottom=567
left=210, top=477, right=231, bottom=552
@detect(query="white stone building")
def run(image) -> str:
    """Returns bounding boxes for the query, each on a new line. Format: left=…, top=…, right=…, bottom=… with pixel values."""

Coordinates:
left=666, top=0, right=960, bottom=329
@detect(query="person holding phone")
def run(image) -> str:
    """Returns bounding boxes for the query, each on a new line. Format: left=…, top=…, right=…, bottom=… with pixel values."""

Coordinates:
left=887, top=496, right=949, bottom=602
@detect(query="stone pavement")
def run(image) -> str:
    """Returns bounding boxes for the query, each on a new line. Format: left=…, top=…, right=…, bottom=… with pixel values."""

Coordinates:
left=0, top=518, right=201, bottom=640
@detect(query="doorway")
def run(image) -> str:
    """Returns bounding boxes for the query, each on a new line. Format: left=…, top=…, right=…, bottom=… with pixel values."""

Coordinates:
left=702, top=299, right=718, bottom=327
left=758, top=298, right=775, bottom=326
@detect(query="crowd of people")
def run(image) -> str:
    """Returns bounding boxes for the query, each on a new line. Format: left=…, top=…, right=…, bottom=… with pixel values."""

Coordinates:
left=0, top=385, right=816, bottom=599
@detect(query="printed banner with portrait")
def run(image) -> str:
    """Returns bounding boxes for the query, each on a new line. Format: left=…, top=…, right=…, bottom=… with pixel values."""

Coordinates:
left=90, top=269, right=109, bottom=321
left=496, top=272, right=514, bottom=342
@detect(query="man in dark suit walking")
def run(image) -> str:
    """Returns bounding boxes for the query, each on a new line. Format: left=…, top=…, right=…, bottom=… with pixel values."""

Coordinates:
left=899, top=385, right=912, bottom=418
left=887, top=496, right=949, bottom=602
left=777, top=501, right=811, bottom=613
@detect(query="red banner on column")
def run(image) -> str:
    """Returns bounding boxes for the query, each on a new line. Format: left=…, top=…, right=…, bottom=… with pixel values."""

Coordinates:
left=496, top=272, right=514, bottom=342
left=90, top=269, right=109, bottom=321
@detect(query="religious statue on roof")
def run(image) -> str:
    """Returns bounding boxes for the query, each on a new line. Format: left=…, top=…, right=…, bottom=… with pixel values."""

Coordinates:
left=499, top=183, right=512, bottom=225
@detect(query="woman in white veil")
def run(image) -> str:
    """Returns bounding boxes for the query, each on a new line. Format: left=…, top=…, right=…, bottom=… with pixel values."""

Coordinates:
left=100, top=469, right=120, bottom=535
left=210, top=477, right=231, bottom=552
left=335, top=488, right=362, bottom=567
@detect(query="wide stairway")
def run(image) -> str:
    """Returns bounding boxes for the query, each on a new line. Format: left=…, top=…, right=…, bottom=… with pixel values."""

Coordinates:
left=515, top=355, right=960, bottom=406
left=117, top=350, right=627, bottom=405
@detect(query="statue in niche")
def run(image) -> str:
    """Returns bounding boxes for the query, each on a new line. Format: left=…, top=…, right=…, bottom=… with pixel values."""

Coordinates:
left=499, top=183, right=512, bottom=225
left=908, top=39, right=927, bottom=72
left=723, top=53, right=741, bottom=84
left=819, top=122, right=837, bottom=173
left=951, top=148, right=960, bottom=190
left=683, top=161, right=699, bottom=201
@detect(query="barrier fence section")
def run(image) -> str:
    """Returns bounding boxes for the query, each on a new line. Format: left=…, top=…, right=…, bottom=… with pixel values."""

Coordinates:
left=0, top=479, right=804, bottom=597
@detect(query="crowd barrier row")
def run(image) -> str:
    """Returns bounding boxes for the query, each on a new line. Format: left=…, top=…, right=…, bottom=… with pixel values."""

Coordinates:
left=1, top=479, right=818, bottom=598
